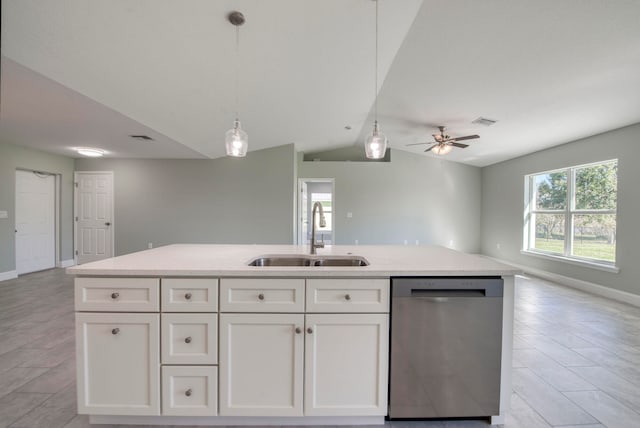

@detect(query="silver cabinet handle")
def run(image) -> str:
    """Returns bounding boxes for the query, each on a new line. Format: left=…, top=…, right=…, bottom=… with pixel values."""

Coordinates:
left=295, top=327, right=302, bottom=334
left=185, top=336, right=192, bottom=344
left=345, top=294, right=351, bottom=301
left=307, top=327, right=313, bottom=334
left=111, top=328, right=120, bottom=335
left=185, top=292, right=192, bottom=300
left=111, top=292, right=119, bottom=299
left=258, top=293, right=265, bottom=301
left=185, top=388, right=192, bottom=397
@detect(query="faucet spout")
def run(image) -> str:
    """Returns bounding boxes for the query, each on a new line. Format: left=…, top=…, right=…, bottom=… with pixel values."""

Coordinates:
left=310, top=202, right=326, bottom=255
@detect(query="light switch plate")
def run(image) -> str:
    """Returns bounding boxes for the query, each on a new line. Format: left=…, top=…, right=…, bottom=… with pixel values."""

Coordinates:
left=0, top=211, right=8, bottom=219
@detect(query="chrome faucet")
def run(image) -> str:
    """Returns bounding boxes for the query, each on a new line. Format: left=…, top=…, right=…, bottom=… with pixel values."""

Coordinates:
left=310, top=201, right=326, bottom=255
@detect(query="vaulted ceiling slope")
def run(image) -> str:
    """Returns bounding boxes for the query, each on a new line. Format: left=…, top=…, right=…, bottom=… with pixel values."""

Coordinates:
left=2, top=0, right=640, bottom=166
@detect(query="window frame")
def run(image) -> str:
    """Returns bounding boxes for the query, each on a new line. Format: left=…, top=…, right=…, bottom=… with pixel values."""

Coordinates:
left=523, top=159, right=618, bottom=271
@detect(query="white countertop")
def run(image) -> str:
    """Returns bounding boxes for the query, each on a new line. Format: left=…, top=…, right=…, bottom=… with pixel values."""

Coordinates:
left=67, top=244, right=520, bottom=277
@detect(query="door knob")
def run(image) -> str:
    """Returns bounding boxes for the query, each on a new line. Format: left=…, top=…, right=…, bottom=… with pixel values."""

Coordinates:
left=105, top=222, right=111, bottom=226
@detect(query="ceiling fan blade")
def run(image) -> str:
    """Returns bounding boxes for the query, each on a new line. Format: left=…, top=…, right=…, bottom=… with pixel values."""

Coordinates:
left=450, top=142, right=469, bottom=148
left=406, top=142, right=434, bottom=146
left=424, top=145, right=436, bottom=152
left=450, top=134, right=480, bottom=142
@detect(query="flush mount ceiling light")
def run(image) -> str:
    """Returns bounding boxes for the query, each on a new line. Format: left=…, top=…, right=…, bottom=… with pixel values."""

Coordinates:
left=76, top=147, right=105, bottom=157
left=364, top=0, right=387, bottom=160
left=225, top=11, right=248, bottom=158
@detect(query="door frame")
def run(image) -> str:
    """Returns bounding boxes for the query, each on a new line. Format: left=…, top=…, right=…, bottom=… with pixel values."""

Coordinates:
left=74, top=171, right=115, bottom=265
left=15, top=168, right=61, bottom=272
left=297, top=178, right=335, bottom=245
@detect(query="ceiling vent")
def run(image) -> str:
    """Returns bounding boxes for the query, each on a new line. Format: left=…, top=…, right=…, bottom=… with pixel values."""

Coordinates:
left=129, top=135, right=154, bottom=141
left=472, top=117, right=497, bottom=126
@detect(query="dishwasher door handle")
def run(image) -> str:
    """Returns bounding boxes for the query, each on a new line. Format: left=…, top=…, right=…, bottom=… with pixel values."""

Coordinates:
left=411, top=289, right=487, bottom=298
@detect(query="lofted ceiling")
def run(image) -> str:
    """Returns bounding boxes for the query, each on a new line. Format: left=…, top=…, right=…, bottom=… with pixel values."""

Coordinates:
left=2, top=0, right=640, bottom=166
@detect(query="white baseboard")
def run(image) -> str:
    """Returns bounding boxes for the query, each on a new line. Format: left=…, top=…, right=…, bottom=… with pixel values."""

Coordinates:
left=0, top=270, right=18, bottom=282
left=60, top=259, right=75, bottom=268
left=490, top=258, right=640, bottom=308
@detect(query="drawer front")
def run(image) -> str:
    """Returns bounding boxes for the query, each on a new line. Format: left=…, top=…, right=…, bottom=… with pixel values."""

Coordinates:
left=161, top=314, right=218, bottom=364
left=161, top=278, right=218, bottom=312
left=306, top=279, right=390, bottom=313
left=219, top=278, right=305, bottom=313
left=75, top=277, right=159, bottom=312
left=162, top=366, right=217, bottom=416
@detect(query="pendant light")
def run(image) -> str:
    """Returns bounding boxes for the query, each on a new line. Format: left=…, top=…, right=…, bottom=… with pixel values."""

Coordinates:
left=225, top=11, right=248, bottom=157
left=364, top=0, right=387, bottom=160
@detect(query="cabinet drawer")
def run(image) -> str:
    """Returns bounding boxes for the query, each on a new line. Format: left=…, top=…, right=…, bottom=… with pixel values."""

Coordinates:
left=75, top=277, right=159, bottom=312
left=162, top=366, right=217, bottom=416
left=161, top=278, right=218, bottom=312
left=161, top=314, right=217, bottom=364
left=220, top=278, right=305, bottom=313
left=306, top=279, right=389, bottom=313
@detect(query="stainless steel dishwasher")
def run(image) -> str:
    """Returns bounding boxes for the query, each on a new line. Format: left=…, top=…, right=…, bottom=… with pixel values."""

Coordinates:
left=389, top=277, right=503, bottom=419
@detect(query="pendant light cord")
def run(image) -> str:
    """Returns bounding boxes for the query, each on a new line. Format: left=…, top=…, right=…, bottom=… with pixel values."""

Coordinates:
left=235, top=25, right=240, bottom=121
left=374, top=0, right=379, bottom=123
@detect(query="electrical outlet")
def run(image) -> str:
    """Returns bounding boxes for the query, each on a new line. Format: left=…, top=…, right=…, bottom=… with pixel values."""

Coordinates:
left=148, top=242, right=153, bottom=249
left=347, top=212, right=353, bottom=218
left=497, top=243, right=501, bottom=250
left=355, top=239, right=359, bottom=245
left=0, top=210, right=7, bottom=219
left=403, top=240, right=408, bottom=245
left=415, top=240, right=419, bottom=246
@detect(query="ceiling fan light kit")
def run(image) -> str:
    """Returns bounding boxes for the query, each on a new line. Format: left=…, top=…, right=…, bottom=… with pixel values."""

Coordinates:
left=225, top=11, right=249, bottom=158
left=76, top=147, right=105, bottom=157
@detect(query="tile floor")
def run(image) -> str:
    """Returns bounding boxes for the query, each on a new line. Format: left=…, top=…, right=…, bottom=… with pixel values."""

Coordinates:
left=0, top=269, right=639, bottom=427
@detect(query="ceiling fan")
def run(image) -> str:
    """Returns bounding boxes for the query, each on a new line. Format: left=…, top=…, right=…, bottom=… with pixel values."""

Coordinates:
left=406, top=126, right=480, bottom=155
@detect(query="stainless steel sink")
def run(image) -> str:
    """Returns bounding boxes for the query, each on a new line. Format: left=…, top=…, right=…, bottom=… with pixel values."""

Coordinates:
left=248, top=255, right=369, bottom=267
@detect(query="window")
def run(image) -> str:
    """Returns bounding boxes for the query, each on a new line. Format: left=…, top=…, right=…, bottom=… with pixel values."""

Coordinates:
left=524, top=160, right=617, bottom=267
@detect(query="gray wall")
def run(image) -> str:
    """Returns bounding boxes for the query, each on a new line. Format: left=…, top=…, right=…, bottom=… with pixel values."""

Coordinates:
left=481, top=123, right=640, bottom=295
left=299, top=149, right=482, bottom=252
left=0, top=143, right=75, bottom=273
left=74, top=144, right=296, bottom=256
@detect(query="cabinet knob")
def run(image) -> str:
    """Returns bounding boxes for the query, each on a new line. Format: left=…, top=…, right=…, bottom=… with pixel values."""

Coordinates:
left=111, top=292, right=119, bottom=299
left=184, top=336, right=192, bottom=344
left=295, top=327, right=302, bottom=334
left=185, top=388, right=192, bottom=397
left=258, top=293, right=265, bottom=301
left=111, top=328, right=120, bottom=335
left=185, top=292, right=192, bottom=300
left=345, top=294, right=351, bottom=301
left=306, top=327, right=313, bottom=334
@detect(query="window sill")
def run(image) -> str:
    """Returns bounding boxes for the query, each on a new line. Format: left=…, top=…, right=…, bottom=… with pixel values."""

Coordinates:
left=520, top=250, right=620, bottom=273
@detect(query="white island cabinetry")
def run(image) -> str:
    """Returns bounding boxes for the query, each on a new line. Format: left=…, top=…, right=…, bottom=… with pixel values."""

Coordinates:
left=218, top=278, right=389, bottom=417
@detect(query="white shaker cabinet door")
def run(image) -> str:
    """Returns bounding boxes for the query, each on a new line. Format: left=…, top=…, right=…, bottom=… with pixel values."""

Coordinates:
left=304, top=313, right=389, bottom=416
left=219, top=313, right=304, bottom=416
left=76, top=313, right=160, bottom=415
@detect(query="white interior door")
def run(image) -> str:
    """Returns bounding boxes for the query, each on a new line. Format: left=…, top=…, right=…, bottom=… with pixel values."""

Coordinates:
left=15, top=170, right=56, bottom=275
left=75, top=172, right=114, bottom=264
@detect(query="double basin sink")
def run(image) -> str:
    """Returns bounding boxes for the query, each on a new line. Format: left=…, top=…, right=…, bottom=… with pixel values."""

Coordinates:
left=248, top=254, right=369, bottom=267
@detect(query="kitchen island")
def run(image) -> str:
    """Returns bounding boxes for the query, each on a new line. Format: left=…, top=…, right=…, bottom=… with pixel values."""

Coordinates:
left=68, top=244, right=519, bottom=426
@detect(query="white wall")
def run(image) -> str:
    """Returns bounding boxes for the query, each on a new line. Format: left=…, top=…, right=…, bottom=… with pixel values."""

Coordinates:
left=481, top=123, right=640, bottom=296
left=75, top=144, right=296, bottom=256
left=299, top=149, right=482, bottom=252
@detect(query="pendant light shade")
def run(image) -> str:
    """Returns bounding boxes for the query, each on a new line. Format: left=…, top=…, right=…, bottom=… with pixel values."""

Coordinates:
left=365, top=0, right=387, bottom=160
left=364, top=121, right=387, bottom=159
left=225, top=119, right=248, bottom=157
left=226, top=11, right=248, bottom=157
